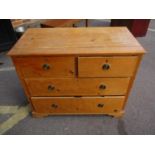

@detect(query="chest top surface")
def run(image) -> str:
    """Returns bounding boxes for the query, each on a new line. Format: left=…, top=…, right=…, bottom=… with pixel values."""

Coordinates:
left=8, top=27, right=145, bottom=56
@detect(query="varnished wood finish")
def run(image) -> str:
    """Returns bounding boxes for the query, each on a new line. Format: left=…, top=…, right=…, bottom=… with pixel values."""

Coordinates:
left=25, top=78, right=130, bottom=96
left=122, top=55, right=143, bottom=109
left=13, top=57, right=75, bottom=78
left=8, top=28, right=145, bottom=56
left=8, top=27, right=145, bottom=118
left=12, top=60, right=31, bottom=102
left=78, top=56, right=138, bottom=77
left=31, top=96, right=125, bottom=115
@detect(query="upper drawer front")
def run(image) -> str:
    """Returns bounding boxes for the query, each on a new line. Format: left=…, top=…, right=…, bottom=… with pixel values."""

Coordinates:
left=25, top=78, right=130, bottom=96
left=13, top=57, right=75, bottom=78
left=78, top=56, right=138, bottom=77
left=31, top=96, right=125, bottom=114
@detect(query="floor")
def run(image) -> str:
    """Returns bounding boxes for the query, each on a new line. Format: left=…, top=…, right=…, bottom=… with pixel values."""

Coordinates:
left=0, top=19, right=155, bottom=135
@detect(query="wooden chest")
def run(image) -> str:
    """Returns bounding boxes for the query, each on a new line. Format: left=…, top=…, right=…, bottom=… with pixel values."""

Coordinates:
left=8, top=27, right=145, bottom=118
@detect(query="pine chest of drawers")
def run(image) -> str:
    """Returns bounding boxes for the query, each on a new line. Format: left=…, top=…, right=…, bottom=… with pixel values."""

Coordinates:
left=8, top=27, right=145, bottom=117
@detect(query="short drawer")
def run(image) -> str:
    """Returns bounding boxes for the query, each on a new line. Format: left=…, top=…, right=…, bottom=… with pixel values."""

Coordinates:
left=13, top=56, right=75, bottom=78
left=78, top=56, right=138, bottom=77
left=31, top=96, right=125, bottom=114
left=25, top=78, right=130, bottom=96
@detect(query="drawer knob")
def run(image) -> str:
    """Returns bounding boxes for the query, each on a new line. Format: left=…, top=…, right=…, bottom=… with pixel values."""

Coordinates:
left=48, top=85, right=55, bottom=91
left=102, top=64, right=110, bottom=70
left=99, top=84, right=106, bottom=90
left=97, top=103, right=104, bottom=108
left=42, top=64, right=50, bottom=70
left=51, top=103, right=58, bottom=108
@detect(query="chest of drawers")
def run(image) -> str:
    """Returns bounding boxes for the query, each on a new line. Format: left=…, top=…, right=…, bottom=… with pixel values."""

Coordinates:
left=8, top=27, right=145, bottom=118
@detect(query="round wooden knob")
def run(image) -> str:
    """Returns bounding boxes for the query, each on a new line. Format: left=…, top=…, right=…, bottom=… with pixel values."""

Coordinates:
left=102, top=64, right=110, bottom=70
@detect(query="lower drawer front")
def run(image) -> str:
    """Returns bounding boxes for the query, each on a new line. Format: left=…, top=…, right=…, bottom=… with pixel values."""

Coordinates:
left=31, top=96, right=125, bottom=114
left=26, top=78, right=130, bottom=96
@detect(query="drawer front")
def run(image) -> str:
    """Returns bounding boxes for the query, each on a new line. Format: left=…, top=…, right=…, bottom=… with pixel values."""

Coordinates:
left=78, top=56, right=138, bottom=77
left=26, top=78, right=130, bottom=96
left=31, top=96, right=125, bottom=114
left=13, top=57, right=75, bottom=78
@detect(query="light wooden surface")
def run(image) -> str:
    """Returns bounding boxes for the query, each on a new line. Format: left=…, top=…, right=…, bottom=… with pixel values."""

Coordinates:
left=13, top=57, right=75, bottom=78
left=8, top=28, right=145, bottom=56
left=25, top=78, right=130, bottom=96
left=78, top=56, right=138, bottom=77
left=8, top=27, right=145, bottom=117
left=122, top=55, right=143, bottom=109
left=31, top=96, right=125, bottom=114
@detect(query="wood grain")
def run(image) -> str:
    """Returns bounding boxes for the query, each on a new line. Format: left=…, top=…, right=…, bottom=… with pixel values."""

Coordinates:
left=25, top=78, right=130, bottom=96
left=31, top=96, right=125, bottom=114
left=122, top=55, right=143, bottom=109
left=8, top=27, right=145, bottom=56
left=8, top=27, right=145, bottom=117
left=78, top=56, right=138, bottom=77
left=13, top=56, right=75, bottom=78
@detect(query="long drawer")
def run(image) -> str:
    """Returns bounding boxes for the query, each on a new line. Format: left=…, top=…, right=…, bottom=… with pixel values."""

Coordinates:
left=25, top=78, right=130, bottom=96
left=13, top=56, right=75, bottom=78
left=78, top=56, right=138, bottom=77
left=31, top=96, right=125, bottom=114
